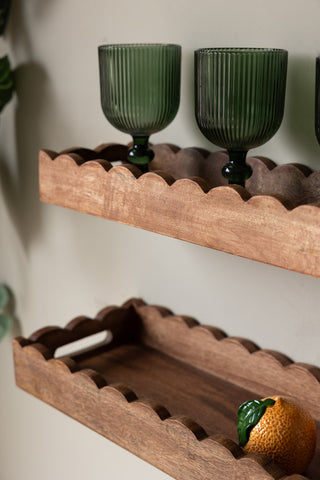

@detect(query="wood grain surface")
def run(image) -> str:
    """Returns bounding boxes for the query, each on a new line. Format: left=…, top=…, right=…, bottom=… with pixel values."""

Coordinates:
left=39, top=144, right=320, bottom=278
left=13, top=298, right=319, bottom=480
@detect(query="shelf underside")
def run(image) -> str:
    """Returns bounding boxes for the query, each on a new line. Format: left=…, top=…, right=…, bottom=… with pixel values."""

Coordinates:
left=39, top=143, right=320, bottom=278
left=13, top=299, right=320, bottom=480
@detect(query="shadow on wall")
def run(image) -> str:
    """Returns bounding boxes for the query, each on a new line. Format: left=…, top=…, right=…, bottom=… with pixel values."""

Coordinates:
left=7, top=0, right=55, bottom=55
left=284, top=55, right=320, bottom=168
left=0, top=0, right=69, bottom=253
left=0, top=61, right=49, bottom=254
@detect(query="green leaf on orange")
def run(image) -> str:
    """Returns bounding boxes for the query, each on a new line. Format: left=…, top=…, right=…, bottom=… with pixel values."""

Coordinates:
left=237, top=398, right=276, bottom=447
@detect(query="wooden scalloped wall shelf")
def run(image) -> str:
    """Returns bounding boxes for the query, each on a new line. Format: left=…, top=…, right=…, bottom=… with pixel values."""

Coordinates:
left=39, top=143, right=320, bottom=278
left=13, top=299, right=320, bottom=480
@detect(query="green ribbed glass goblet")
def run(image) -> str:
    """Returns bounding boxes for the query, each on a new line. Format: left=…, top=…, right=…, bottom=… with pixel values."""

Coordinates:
left=195, top=48, right=288, bottom=186
left=99, top=43, right=181, bottom=172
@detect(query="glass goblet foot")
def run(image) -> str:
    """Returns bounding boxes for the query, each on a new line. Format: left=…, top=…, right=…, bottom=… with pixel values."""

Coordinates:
left=222, top=151, right=253, bottom=187
left=128, top=136, right=154, bottom=173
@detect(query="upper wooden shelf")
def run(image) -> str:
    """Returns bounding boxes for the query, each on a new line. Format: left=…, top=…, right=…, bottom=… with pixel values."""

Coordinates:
left=13, top=298, right=320, bottom=479
left=39, top=143, right=320, bottom=277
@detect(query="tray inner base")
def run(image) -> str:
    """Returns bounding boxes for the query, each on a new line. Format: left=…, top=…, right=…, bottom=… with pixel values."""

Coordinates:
left=72, top=342, right=266, bottom=441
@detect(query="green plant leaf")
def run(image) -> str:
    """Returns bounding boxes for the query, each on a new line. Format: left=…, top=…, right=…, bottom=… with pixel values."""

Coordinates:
left=0, top=313, right=12, bottom=341
left=237, top=398, right=276, bottom=447
left=0, top=55, right=14, bottom=112
left=0, top=0, right=11, bottom=36
left=0, top=284, right=9, bottom=309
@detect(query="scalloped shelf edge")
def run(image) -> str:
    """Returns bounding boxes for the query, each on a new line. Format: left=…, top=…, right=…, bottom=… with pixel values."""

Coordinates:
left=13, top=299, right=319, bottom=480
left=39, top=144, right=320, bottom=278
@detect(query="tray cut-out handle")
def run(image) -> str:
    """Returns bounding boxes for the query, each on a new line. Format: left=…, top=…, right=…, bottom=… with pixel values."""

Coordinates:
left=54, top=330, right=111, bottom=358
left=28, top=303, right=139, bottom=356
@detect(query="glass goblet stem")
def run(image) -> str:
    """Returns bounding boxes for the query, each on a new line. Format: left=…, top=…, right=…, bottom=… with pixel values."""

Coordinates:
left=128, top=135, right=154, bottom=173
left=222, top=150, right=253, bottom=187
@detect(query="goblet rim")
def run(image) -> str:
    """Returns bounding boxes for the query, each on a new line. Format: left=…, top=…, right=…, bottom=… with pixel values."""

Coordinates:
left=194, top=47, right=288, bottom=55
left=99, top=43, right=181, bottom=51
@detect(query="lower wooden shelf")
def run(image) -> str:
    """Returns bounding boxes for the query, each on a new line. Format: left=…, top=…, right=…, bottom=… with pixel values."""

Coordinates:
left=13, top=299, right=320, bottom=480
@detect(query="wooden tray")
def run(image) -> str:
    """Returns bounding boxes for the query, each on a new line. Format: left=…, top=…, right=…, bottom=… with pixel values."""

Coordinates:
left=39, top=143, right=320, bottom=278
left=13, top=298, right=320, bottom=480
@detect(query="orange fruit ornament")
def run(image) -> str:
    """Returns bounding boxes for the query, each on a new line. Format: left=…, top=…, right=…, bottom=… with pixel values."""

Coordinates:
left=237, top=396, right=317, bottom=474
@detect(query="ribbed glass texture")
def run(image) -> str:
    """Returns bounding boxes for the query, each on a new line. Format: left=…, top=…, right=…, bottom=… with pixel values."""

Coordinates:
left=99, top=44, right=181, bottom=136
left=195, top=48, right=288, bottom=151
left=315, top=57, right=320, bottom=145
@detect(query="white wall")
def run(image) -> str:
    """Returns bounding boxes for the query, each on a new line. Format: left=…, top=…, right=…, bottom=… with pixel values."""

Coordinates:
left=1, top=1, right=320, bottom=479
